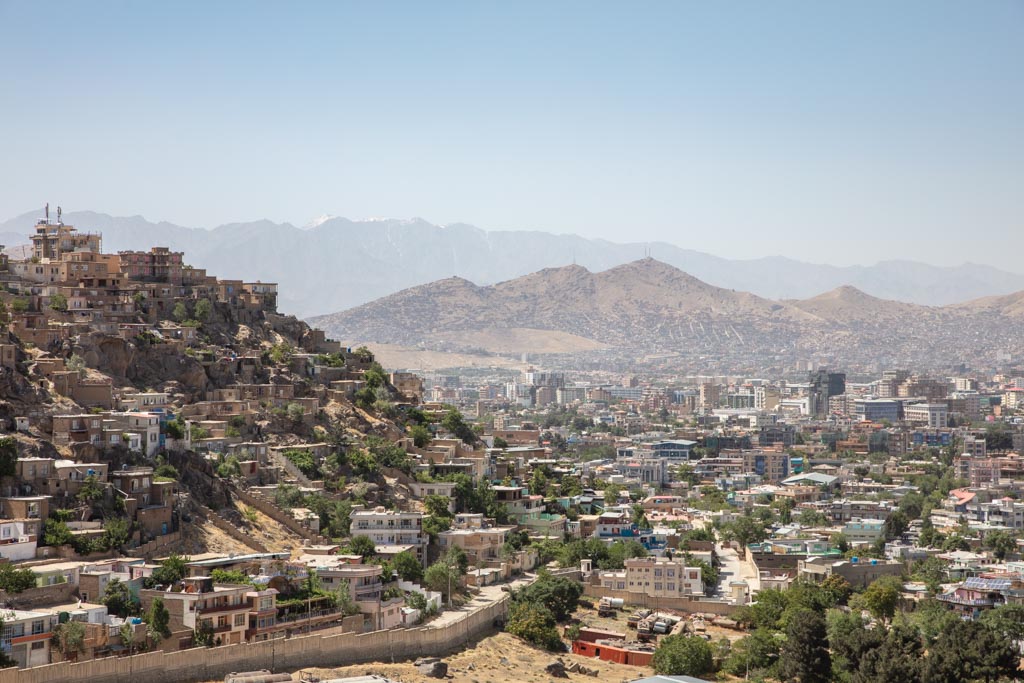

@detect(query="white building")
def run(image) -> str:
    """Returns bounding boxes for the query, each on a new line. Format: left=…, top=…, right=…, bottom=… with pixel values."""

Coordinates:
left=904, top=403, right=948, bottom=429
left=0, top=520, right=38, bottom=562
left=350, top=507, right=426, bottom=563
left=598, top=556, right=703, bottom=598
left=0, top=609, right=54, bottom=668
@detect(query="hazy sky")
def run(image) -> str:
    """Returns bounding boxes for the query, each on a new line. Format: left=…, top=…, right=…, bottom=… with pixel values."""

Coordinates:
left=1, top=2, right=1021, bottom=270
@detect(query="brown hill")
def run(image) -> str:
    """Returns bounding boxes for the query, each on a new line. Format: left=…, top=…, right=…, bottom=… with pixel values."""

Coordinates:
left=307, top=260, right=1024, bottom=368
left=947, top=290, right=1024, bottom=317
left=309, top=258, right=815, bottom=352
left=789, top=285, right=931, bottom=322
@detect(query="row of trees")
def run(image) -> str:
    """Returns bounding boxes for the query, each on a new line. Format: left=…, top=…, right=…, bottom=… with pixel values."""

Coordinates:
left=651, top=575, right=1023, bottom=683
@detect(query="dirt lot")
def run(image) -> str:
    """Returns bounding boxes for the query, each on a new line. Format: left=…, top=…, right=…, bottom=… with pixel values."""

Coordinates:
left=572, top=603, right=745, bottom=646
left=298, top=631, right=650, bottom=683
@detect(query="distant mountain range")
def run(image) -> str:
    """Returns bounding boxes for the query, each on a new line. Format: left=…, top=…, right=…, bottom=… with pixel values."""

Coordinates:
left=3, top=208, right=1023, bottom=318
left=308, top=259, right=1024, bottom=371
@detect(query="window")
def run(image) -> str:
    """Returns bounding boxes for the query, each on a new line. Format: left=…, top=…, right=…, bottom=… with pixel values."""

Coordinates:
left=218, top=616, right=227, bottom=628
left=667, top=583, right=675, bottom=591
left=31, top=641, right=45, bottom=650
left=234, top=614, right=245, bottom=627
left=31, top=620, right=44, bottom=635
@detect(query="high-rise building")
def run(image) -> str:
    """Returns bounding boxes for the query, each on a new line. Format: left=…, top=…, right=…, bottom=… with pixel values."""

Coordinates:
left=809, top=370, right=846, bottom=417
left=699, top=383, right=720, bottom=410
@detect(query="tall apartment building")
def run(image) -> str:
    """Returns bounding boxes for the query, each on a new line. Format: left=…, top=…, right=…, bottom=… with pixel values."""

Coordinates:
left=699, top=383, right=720, bottom=410
left=953, top=377, right=978, bottom=392
left=877, top=370, right=911, bottom=398
left=754, top=386, right=780, bottom=411
left=898, top=376, right=949, bottom=402
left=809, top=370, right=846, bottom=418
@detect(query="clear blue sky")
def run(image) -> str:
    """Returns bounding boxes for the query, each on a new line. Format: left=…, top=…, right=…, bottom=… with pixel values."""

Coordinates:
left=1, top=2, right=1021, bottom=269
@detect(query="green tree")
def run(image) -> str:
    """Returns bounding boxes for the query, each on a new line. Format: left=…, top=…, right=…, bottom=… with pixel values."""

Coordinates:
left=506, top=602, right=562, bottom=651
left=172, top=301, right=188, bottom=322
left=723, top=628, right=781, bottom=677
left=269, top=342, right=294, bottom=365
left=922, top=620, right=1018, bottom=683
left=978, top=604, right=1024, bottom=644
left=856, top=575, right=903, bottom=623
left=424, top=556, right=463, bottom=601
left=51, top=620, right=86, bottom=660
left=820, top=574, right=853, bottom=607
left=348, top=534, right=377, bottom=559
left=423, top=494, right=452, bottom=519
left=512, top=573, right=583, bottom=622
left=797, top=509, right=829, bottom=527
left=392, top=550, right=424, bottom=583
left=410, top=424, right=432, bottom=448
left=778, top=609, right=831, bottom=683
left=827, top=609, right=882, bottom=680
left=982, top=530, right=1017, bottom=561
left=101, top=578, right=138, bottom=618
left=283, top=448, right=321, bottom=479
left=194, top=298, right=212, bottom=322
left=830, top=532, right=850, bottom=553
left=76, top=474, right=105, bottom=504
left=883, top=510, right=909, bottom=541
left=66, top=353, right=86, bottom=374
left=119, top=621, right=136, bottom=655
left=441, top=408, right=477, bottom=445
left=651, top=634, right=714, bottom=677
left=720, top=516, right=768, bottom=547
left=49, top=293, right=68, bottom=312
left=150, top=553, right=188, bottom=586
left=10, top=298, right=29, bottom=314
left=144, top=597, right=171, bottom=642
left=909, top=598, right=961, bottom=646
left=857, top=619, right=923, bottom=683
left=0, top=437, right=17, bottom=478
left=42, top=518, right=74, bottom=547
left=0, top=563, right=37, bottom=593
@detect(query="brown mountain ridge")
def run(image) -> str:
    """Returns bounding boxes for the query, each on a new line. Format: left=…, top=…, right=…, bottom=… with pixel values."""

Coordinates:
left=308, top=259, right=1024, bottom=366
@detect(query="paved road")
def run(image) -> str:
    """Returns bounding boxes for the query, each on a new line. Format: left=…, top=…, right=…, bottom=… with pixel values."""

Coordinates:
left=427, top=572, right=537, bottom=628
left=715, top=543, right=759, bottom=602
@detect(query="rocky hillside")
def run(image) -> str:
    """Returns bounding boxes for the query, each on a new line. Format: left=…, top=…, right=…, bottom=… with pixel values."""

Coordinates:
left=309, top=260, right=1024, bottom=371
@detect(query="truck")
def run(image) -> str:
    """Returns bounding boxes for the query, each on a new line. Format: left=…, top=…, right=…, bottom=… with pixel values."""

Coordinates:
left=627, top=608, right=651, bottom=629
left=598, top=597, right=624, bottom=617
left=637, top=616, right=655, bottom=642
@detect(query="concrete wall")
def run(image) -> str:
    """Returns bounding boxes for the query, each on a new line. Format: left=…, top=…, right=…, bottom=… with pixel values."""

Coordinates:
left=0, top=597, right=509, bottom=683
left=231, top=487, right=330, bottom=545
left=582, top=584, right=737, bottom=617
left=127, top=531, right=182, bottom=559
left=197, top=503, right=269, bottom=553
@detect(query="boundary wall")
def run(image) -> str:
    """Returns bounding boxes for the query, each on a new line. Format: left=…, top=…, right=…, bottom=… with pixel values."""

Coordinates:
left=0, top=596, right=508, bottom=683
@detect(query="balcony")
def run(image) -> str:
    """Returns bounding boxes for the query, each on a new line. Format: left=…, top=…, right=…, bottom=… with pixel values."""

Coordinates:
left=196, top=601, right=249, bottom=615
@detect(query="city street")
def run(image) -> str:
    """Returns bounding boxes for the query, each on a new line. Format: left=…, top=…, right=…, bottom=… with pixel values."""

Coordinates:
left=715, top=543, right=760, bottom=601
